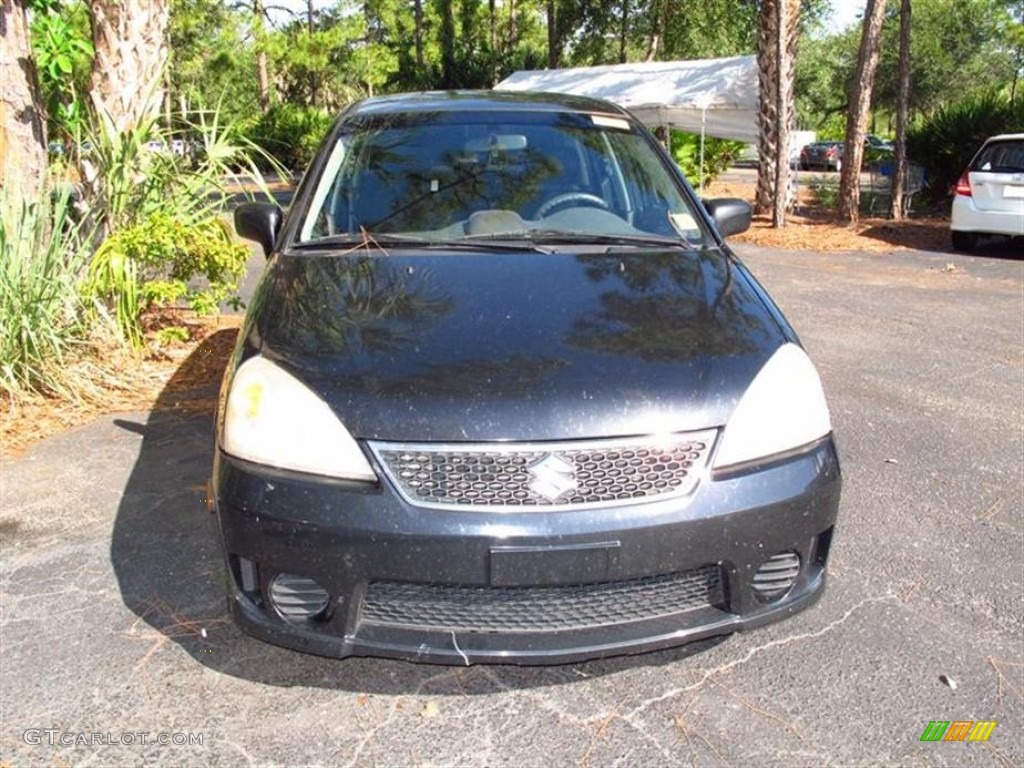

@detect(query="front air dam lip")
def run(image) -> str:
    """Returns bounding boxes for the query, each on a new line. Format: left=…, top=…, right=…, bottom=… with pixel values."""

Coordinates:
left=225, top=571, right=826, bottom=665
left=212, top=436, right=840, bottom=665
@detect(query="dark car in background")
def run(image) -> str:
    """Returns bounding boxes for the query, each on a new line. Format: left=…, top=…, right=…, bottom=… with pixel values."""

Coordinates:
left=799, top=136, right=893, bottom=172
left=799, top=140, right=844, bottom=171
left=218, top=91, right=841, bottom=665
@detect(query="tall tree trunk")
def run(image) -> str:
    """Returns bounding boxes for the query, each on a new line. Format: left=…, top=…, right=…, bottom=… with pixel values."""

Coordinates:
left=439, top=0, right=456, bottom=89
left=0, top=0, right=48, bottom=202
left=756, top=0, right=799, bottom=225
left=619, top=0, right=629, bottom=63
left=487, top=0, right=496, bottom=83
left=308, top=1, right=318, bottom=106
left=645, top=0, right=667, bottom=62
left=414, top=0, right=425, bottom=70
left=547, top=1, right=559, bottom=68
left=506, top=0, right=517, bottom=55
left=754, top=0, right=778, bottom=216
left=837, top=0, right=887, bottom=223
left=890, top=0, right=911, bottom=220
left=254, top=0, right=270, bottom=112
left=89, top=0, right=170, bottom=132
left=771, top=0, right=796, bottom=227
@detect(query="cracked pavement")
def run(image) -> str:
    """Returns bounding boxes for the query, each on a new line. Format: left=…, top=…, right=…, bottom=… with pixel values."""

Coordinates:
left=2, top=243, right=1022, bottom=767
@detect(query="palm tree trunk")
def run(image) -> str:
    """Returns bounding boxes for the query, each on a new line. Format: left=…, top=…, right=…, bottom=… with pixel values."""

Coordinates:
left=0, top=0, right=48, bottom=203
left=89, top=0, right=170, bottom=131
left=755, top=0, right=778, bottom=215
left=756, top=0, right=800, bottom=225
left=837, top=0, right=887, bottom=223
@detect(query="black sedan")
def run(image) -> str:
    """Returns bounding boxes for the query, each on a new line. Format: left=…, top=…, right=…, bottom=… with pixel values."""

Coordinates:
left=217, top=91, right=841, bottom=665
left=799, top=140, right=844, bottom=172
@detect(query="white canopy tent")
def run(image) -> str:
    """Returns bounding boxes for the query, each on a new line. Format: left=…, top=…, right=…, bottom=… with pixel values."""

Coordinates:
left=494, top=55, right=759, bottom=144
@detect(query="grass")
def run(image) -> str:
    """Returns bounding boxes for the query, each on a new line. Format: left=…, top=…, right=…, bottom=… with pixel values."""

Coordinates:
left=0, top=189, right=90, bottom=399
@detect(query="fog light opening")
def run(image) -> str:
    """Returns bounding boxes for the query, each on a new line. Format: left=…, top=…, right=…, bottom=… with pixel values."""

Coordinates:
left=269, top=573, right=331, bottom=622
left=752, top=551, right=801, bottom=602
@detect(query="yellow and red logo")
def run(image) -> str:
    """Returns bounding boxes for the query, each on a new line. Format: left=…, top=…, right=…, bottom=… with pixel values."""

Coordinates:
left=920, top=721, right=997, bottom=742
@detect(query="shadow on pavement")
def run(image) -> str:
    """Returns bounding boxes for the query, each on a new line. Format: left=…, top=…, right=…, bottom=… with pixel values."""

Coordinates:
left=859, top=221, right=1022, bottom=259
left=110, top=330, right=727, bottom=693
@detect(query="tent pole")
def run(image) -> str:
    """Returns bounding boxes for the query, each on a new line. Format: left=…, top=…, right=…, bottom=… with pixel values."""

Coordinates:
left=699, top=105, right=708, bottom=191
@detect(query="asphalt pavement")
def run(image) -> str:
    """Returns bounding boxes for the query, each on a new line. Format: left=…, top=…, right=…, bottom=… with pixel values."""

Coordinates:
left=1, top=243, right=1022, bottom=767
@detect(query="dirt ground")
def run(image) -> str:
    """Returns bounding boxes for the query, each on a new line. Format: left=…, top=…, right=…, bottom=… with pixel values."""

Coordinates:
left=704, top=178, right=952, bottom=253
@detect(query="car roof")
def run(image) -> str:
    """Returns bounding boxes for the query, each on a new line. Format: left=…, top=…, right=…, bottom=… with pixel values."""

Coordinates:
left=984, top=133, right=1024, bottom=142
left=343, top=90, right=633, bottom=120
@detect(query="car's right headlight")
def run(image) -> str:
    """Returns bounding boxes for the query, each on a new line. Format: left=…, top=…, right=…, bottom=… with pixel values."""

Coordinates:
left=222, top=355, right=376, bottom=481
left=712, top=343, right=832, bottom=471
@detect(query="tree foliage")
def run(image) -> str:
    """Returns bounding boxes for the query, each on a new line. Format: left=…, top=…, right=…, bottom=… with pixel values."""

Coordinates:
left=797, top=0, right=1022, bottom=133
left=907, top=92, right=1024, bottom=201
left=873, top=0, right=1019, bottom=117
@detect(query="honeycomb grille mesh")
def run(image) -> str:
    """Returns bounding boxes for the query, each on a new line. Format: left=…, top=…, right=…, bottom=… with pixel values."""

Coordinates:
left=371, top=432, right=715, bottom=509
left=361, top=565, right=724, bottom=633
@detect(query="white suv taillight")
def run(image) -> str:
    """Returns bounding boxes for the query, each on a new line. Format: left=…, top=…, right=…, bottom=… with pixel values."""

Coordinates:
left=954, top=171, right=972, bottom=196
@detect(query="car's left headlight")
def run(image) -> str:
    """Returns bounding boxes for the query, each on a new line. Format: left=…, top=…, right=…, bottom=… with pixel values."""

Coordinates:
left=222, top=355, right=377, bottom=481
left=712, top=343, right=832, bottom=470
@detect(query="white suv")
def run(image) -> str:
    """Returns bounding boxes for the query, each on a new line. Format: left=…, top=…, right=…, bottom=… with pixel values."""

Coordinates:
left=951, top=134, right=1024, bottom=251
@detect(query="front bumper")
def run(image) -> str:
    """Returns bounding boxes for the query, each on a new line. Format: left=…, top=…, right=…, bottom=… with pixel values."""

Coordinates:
left=213, top=437, right=841, bottom=665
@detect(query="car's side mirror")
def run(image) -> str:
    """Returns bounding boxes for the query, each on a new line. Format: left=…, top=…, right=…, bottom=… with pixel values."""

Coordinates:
left=235, top=202, right=283, bottom=257
left=704, top=198, right=752, bottom=238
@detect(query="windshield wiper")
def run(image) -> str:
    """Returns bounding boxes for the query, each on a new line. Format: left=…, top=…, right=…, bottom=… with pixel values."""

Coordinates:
left=464, top=229, right=693, bottom=249
left=290, top=233, right=552, bottom=254
left=291, top=233, right=432, bottom=250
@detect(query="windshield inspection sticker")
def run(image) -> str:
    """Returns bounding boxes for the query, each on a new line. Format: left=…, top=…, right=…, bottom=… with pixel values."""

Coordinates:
left=590, top=115, right=631, bottom=131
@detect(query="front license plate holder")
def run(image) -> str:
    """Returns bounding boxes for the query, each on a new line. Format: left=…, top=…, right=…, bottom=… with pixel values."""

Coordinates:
left=489, top=542, right=621, bottom=586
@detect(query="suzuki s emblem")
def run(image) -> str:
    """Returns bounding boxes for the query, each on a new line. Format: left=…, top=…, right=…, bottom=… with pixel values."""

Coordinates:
left=527, top=453, right=578, bottom=501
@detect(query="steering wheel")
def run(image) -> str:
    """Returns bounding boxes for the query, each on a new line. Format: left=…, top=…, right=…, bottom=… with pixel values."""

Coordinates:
left=536, top=192, right=611, bottom=218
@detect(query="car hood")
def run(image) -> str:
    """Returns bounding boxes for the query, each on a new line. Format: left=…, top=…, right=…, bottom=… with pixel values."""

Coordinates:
left=253, top=248, right=786, bottom=441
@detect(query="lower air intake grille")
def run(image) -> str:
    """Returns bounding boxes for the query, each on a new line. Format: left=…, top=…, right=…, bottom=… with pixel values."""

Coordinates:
left=752, top=552, right=801, bottom=602
left=361, top=565, right=724, bottom=633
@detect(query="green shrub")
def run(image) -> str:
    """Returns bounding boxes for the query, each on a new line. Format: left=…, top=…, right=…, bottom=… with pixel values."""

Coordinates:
left=79, top=103, right=276, bottom=345
left=86, top=214, right=249, bottom=346
left=907, top=93, right=1024, bottom=201
left=250, top=103, right=334, bottom=171
left=669, top=130, right=747, bottom=190
left=0, top=190, right=90, bottom=398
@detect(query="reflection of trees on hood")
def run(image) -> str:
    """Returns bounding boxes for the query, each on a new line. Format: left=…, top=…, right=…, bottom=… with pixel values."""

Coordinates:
left=567, top=251, right=773, bottom=362
left=373, top=355, right=570, bottom=397
left=263, top=256, right=453, bottom=357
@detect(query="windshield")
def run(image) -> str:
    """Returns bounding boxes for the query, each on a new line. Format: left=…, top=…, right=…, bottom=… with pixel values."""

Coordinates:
left=298, top=110, right=709, bottom=246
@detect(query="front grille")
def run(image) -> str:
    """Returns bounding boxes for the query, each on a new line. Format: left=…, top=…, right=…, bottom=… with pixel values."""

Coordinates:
left=361, top=565, right=724, bottom=633
left=369, top=431, right=716, bottom=510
